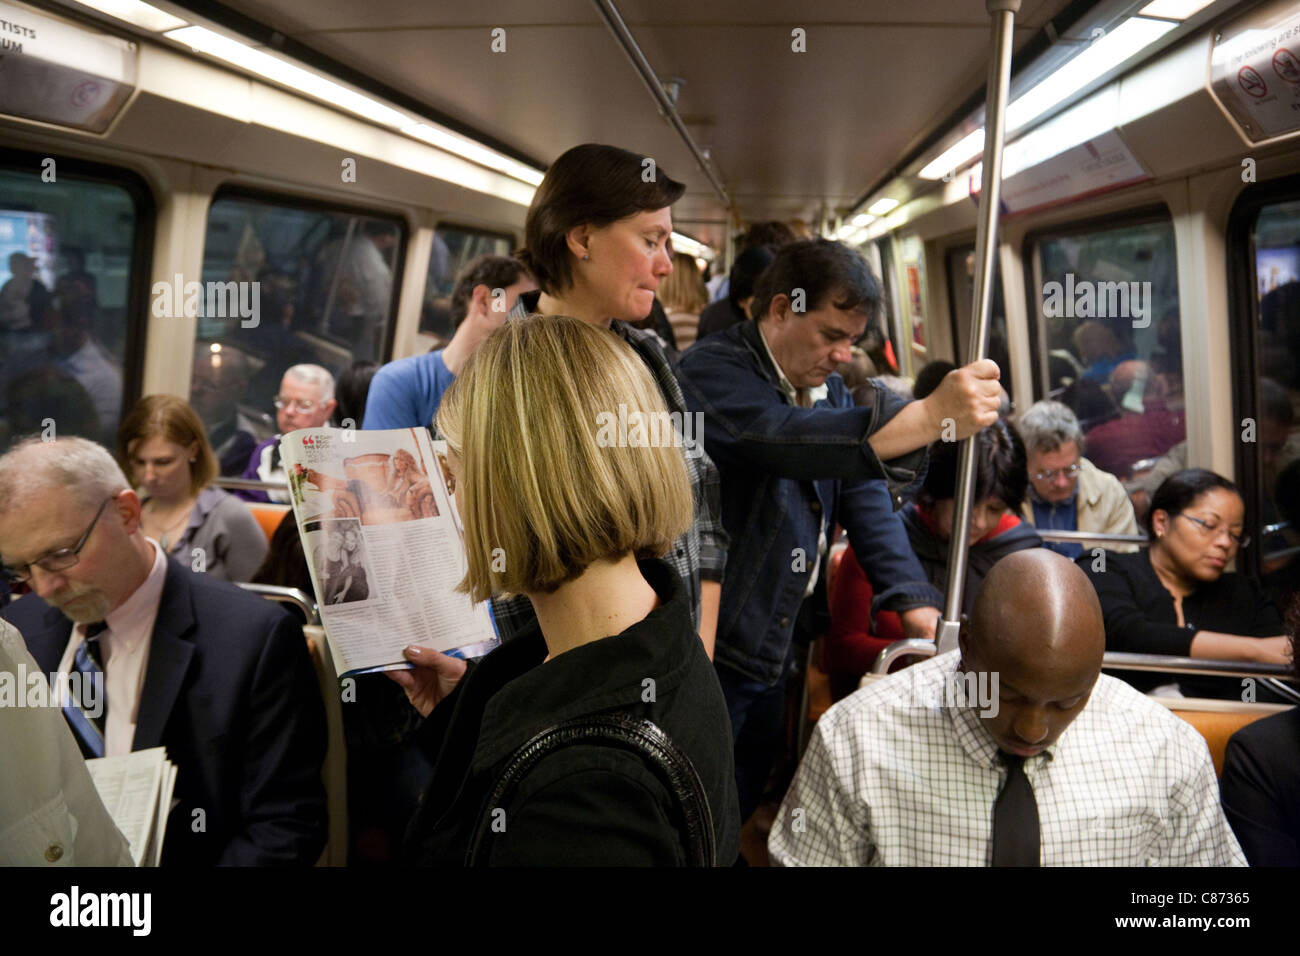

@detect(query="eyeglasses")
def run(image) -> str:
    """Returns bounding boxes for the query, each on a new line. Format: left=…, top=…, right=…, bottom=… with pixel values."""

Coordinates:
left=1175, top=513, right=1251, bottom=548
left=1, top=498, right=113, bottom=583
left=1032, top=462, right=1082, bottom=483
left=274, top=397, right=317, bottom=412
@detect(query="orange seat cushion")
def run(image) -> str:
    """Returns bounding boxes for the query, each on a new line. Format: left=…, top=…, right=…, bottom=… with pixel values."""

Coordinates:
left=1170, top=709, right=1272, bottom=777
left=248, top=503, right=291, bottom=544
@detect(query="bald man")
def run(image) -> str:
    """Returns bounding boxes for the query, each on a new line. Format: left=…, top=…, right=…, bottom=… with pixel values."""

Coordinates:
left=769, top=550, right=1244, bottom=866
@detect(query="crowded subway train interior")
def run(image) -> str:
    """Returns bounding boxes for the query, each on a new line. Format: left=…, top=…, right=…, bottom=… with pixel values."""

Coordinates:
left=0, top=0, right=1299, bottom=881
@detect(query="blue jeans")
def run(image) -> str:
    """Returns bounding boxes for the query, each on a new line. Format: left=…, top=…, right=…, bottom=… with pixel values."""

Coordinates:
left=715, top=652, right=794, bottom=826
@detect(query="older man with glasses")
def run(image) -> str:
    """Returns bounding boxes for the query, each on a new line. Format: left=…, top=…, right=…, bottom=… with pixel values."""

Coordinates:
left=1015, top=399, right=1140, bottom=558
left=238, top=364, right=337, bottom=503
left=0, top=437, right=327, bottom=865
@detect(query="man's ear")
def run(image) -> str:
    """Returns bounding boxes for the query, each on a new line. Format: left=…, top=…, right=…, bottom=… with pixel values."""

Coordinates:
left=323, top=398, right=338, bottom=419
left=116, top=489, right=144, bottom=535
left=470, top=283, right=493, bottom=316
left=564, top=224, right=594, bottom=262
left=764, top=293, right=790, bottom=326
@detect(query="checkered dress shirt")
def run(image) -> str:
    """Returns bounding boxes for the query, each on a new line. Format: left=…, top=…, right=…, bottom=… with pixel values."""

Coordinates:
left=769, top=651, right=1246, bottom=867
left=489, top=308, right=728, bottom=639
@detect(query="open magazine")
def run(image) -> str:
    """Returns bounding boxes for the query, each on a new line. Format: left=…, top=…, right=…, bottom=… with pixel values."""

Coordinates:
left=280, top=426, right=499, bottom=678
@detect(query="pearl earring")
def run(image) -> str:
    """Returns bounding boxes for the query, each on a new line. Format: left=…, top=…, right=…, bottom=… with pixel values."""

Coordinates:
left=581, top=254, right=590, bottom=261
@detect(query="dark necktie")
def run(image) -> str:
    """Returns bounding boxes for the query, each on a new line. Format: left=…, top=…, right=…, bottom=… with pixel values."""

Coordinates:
left=991, top=753, right=1040, bottom=867
left=65, top=621, right=108, bottom=758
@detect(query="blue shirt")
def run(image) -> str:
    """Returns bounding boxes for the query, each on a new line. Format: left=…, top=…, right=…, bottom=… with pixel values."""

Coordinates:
left=362, top=350, right=456, bottom=430
left=1030, top=487, right=1082, bottom=559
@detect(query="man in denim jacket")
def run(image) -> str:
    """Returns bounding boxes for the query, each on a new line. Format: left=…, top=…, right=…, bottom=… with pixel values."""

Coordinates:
left=678, top=239, right=1002, bottom=827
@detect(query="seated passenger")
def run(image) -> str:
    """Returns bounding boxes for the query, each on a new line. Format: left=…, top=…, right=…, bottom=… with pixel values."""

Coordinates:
left=117, top=395, right=268, bottom=582
left=770, top=549, right=1245, bottom=866
left=391, top=315, right=740, bottom=865
left=1081, top=468, right=1290, bottom=699
left=1016, top=399, right=1138, bottom=559
left=240, top=364, right=337, bottom=503
left=190, top=343, right=263, bottom=477
left=0, top=437, right=327, bottom=865
left=899, top=420, right=1043, bottom=614
left=362, top=255, right=535, bottom=429
left=1220, top=596, right=1300, bottom=866
left=331, top=359, right=379, bottom=430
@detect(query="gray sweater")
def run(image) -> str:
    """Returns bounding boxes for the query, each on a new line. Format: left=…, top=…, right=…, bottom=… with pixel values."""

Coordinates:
left=154, top=486, right=269, bottom=582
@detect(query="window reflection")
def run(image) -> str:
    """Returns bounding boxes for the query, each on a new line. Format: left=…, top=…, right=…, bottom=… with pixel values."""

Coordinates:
left=419, top=225, right=513, bottom=340
left=0, top=169, right=137, bottom=452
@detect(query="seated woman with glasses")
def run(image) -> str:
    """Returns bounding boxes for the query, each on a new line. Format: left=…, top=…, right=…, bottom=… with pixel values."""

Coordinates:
left=1081, top=468, right=1291, bottom=699
left=389, top=314, right=740, bottom=865
left=118, top=395, right=268, bottom=582
left=1015, top=399, right=1140, bottom=559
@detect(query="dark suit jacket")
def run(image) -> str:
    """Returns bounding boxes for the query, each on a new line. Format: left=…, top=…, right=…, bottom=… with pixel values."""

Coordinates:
left=2, top=558, right=328, bottom=866
left=1220, top=707, right=1300, bottom=866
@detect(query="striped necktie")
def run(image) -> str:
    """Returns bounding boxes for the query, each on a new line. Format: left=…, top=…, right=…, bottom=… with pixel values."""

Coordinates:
left=991, top=753, right=1041, bottom=867
left=64, top=621, right=108, bottom=759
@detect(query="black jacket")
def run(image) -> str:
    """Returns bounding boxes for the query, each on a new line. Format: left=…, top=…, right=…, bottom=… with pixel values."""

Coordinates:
left=1079, top=549, right=1285, bottom=698
left=1220, top=707, right=1300, bottom=866
left=404, top=559, right=741, bottom=865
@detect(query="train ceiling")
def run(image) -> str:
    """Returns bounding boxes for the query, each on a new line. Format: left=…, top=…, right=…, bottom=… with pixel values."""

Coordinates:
left=174, top=0, right=1081, bottom=248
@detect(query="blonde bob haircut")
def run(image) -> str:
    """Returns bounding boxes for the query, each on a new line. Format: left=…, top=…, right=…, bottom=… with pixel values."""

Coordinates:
left=436, top=314, right=693, bottom=602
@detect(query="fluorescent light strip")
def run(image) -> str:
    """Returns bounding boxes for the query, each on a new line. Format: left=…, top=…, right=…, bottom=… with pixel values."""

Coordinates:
left=867, top=198, right=899, bottom=216
left=851, top=213, right=875, bottom=227
left=1138, top=0, right=1217, bottom=20
left=671, top=232, right=711, bottom=258
left=70, top=0, right=187, bottom=32
left=163, top=26, right=545, bottom=188
left=916, top=15, right=1175, bottom=182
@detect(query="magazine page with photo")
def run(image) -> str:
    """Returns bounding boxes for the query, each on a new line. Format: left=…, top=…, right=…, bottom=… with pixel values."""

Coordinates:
left=280, top=426, right=498, bottom=677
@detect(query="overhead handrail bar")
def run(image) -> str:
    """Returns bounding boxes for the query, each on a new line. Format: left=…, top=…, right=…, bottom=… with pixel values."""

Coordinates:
left=237, top=583, right=320, bottom=626
left=937, top=0, right=1021, bottom=655
left=591, top=0, right=732, bottom=211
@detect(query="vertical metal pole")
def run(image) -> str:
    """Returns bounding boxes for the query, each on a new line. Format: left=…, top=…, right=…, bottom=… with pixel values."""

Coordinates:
left=936, top=0, right=1020, bottom=655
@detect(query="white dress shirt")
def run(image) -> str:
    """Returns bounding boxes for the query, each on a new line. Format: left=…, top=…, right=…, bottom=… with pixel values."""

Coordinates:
left=769, top=650, right=1246, bottom=866
left=56, top=539, right=168, bottom=757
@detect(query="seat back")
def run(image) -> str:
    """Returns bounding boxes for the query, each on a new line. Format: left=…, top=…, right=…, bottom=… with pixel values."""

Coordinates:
left=248, top=502, right=292, bottom=543
left=1157, top=698, right=1289, bottom=776
left=303, top=624, right=348, bottom=866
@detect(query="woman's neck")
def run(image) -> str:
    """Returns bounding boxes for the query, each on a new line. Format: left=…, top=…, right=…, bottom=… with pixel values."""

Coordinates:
left=537, top=289, right=613, bottom=329
left=527, top=554, right=659, bottom=661
left=1148, top=544, right=1195, bottom=598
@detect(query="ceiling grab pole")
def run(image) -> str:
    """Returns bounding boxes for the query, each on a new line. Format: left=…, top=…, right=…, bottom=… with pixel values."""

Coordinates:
left=935, top=0, right=1020, bottom=655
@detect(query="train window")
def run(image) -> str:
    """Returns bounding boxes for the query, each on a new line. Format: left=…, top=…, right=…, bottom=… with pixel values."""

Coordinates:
left=0, top=160, right=148, bottom=453
left=945, top=244, right=1012, bottom=398
left=861, top=240, right=901, bottom=375
left=419, top=224, right=514, bottom=340
left=1026, top=215, right=1183, bottom=486
left=1230, top=194, right=1300, bottom=599
left=194, top=193, right=404, bottom=470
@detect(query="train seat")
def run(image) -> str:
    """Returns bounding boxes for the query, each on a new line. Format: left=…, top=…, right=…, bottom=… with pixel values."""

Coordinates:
left=303, top=624, right=349, bottom=866
left=1155, top=698, right=1291, bottom=777
left=247, top=502, right=292, bottom=543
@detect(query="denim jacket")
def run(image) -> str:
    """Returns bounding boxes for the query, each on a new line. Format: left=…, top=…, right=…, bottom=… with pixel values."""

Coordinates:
left=678, top=320, right=942, bottom=685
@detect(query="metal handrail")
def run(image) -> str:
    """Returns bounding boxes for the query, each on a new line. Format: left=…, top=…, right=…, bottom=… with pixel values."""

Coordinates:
left=215, top=476, right=289, bottom=492
left=237, top=583, right=320, bottom=626
left=871, top=643, right=1297, bottom=686
left=1035, top=530, right=1148, bottom=544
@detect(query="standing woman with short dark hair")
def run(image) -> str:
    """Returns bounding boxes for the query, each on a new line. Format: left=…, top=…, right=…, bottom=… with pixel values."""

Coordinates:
left=118, top=394, right=268, bottom=581
left=1081, top=468, right=1291, bottom=698
left=501, top=143, right=727, bottom=657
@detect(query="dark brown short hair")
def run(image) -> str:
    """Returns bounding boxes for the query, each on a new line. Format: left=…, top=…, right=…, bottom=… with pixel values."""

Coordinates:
left=449, top=255, right=532, bottom=327
left=516, top=143, right=685, bottom=295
